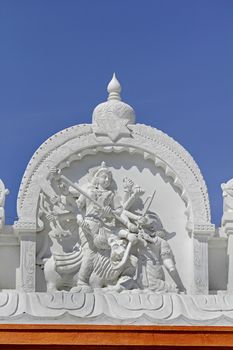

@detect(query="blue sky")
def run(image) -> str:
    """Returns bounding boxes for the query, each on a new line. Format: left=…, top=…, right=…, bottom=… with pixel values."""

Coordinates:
left=0, top=0, right=233, bottom=225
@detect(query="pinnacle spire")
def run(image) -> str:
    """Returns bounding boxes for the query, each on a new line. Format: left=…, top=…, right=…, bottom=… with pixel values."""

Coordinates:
left=107, top=73, right=122, bottom=101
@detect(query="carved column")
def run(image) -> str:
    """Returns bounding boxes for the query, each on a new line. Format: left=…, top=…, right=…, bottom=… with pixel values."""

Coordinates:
left=222, top=214, right=233, bottom=292
left=192, top=224, right=215, bottom=295
left=14, top=221, right=36, bottom=292
left=221, top=211, right=233, bottom=292
left=227, top=234, right=233, bottom=292
left=221, top=178, right=233, bottom=292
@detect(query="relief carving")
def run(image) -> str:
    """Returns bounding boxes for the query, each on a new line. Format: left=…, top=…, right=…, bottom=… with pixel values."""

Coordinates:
left=222, top=179, right=233, bottom=213
left=38, top=162, right=184, bottom=293
left=21, top=241, right=36, bottom=292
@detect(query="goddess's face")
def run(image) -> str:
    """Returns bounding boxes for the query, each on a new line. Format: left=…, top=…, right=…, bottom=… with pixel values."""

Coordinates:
left=97, top=171, right=112, bottom=189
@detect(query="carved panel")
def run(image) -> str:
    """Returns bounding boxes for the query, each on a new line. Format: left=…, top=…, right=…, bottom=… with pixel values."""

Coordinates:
left=19, top=240, right=36, bottom=292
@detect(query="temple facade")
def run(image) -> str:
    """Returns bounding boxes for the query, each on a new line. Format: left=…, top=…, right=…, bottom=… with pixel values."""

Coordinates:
left=0, top=74, right=233, bottom=325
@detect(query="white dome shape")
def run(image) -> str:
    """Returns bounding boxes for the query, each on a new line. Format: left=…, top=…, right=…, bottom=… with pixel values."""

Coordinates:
left=92, top=73, right=135, bottom=125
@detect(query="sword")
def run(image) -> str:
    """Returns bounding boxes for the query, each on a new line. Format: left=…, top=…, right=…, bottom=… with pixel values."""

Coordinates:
left=141, top=189, right=156, bottom=218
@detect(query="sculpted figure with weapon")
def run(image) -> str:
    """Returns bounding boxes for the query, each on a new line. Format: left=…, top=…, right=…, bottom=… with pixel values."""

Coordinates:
left=44, top=162, right=182, bottom=293
left=55, top=162, right=145, bottom=291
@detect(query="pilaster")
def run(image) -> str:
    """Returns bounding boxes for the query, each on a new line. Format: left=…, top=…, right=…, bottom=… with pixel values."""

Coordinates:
left=221, top=212, right=233, bottom=292
left=14, top=221, right=36, bottom=292
left=192, top=223, right=215, bottom=294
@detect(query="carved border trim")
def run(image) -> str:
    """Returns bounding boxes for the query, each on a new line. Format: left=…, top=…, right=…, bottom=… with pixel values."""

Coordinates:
left=17, top=124, right=92, bottom=215
left=16, top=124, right=211, bottom=229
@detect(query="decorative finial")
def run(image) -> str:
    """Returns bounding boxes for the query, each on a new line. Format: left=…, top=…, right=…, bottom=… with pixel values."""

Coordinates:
left=107, top=73, right=122, bottom=101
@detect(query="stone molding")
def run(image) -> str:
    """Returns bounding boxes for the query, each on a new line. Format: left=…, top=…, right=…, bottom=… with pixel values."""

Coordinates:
left=0, top=291, right=233, bottom=325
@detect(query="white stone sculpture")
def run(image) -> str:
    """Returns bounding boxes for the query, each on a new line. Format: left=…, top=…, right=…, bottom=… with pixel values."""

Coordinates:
left=92, top=73, right=135, bottom=141
left=2, top=73, right=233, bottom=325
left=38, top=161, right=181, bottom=294
left=221, top=179, right=233, bottom=292
left=0, top=179, right=9, bottom=231
left=222, top=179, right=233, bottom=214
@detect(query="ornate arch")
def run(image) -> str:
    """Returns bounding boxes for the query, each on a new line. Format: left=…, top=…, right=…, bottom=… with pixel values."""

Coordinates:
left=15, top=123, right=211, bottom=232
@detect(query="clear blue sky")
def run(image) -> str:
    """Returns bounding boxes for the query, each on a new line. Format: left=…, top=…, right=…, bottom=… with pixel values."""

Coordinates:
left=0, top=0, right=233, bottom=225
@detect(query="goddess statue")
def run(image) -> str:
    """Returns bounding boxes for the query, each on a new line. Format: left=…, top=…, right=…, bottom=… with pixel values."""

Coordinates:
left=38, top=162, right=182, bottom=293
